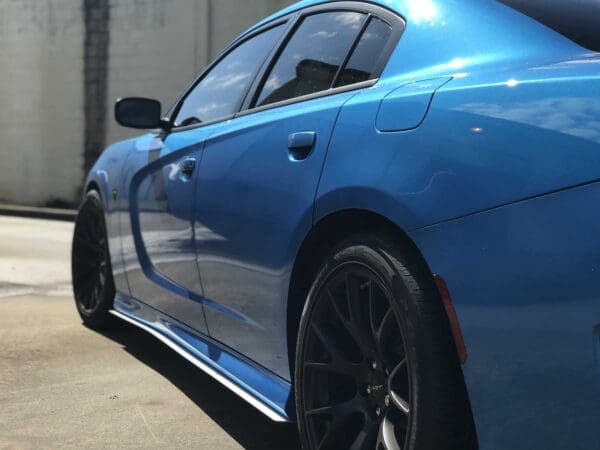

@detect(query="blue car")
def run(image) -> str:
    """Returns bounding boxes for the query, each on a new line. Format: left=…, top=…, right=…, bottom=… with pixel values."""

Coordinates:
left=71, top=0, right=600, bottom=448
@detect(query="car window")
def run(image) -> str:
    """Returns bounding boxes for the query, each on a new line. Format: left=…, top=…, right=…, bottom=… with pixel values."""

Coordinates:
left=498, top=0, right=600, bottom=52
left=255, top=11, right=367, bottom=108
left=174, top=24, right=285, bottom=127
left=335, top=17, right=393, bottom=87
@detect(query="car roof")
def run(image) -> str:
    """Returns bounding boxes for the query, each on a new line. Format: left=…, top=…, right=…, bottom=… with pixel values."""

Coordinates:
left=233, top=0, right=582, bottom=85
left=244, top=0, right=474, bottom=34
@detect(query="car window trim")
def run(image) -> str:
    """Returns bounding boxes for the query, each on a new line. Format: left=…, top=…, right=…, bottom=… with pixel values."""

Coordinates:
left=249, top=10, right=370, bottom=108
left=234, top=78, right=377, bottom=119
left=166, top=2, right=405, bottom=134
left=234, top=13, right=302, bottom=116
left=165, top=16, right=293, bottom=128
left=330, top=13, right=372, bottom=88
left=242, top=2, right=406, bottom=113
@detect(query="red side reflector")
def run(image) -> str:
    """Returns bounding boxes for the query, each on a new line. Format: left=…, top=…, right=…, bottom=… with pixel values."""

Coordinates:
left=434, top=275, right=468, bottom=364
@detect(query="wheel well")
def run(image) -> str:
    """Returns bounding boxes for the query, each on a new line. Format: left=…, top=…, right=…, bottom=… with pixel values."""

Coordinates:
left=286, top=209, right=434, bottom=377
left=286, top=209, right=478, bottom=445
left=86, top=181, right=100, bottom=194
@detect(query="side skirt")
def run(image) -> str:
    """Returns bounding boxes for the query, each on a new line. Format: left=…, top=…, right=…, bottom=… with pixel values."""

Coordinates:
left=110, top=294, right=293, bottom=423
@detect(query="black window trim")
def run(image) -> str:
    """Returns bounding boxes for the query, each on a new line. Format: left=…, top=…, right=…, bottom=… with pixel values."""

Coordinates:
left=241, top=2, right=405, bottom=116
left=165, top=16, right=294, bottom=130
left=248, top=9, right=372, bottom=109
left=166, top=1, right=405, bottom=134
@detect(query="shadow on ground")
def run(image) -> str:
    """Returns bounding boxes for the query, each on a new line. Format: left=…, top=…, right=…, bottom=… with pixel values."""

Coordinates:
left=96, top=321, right=301, bottom=450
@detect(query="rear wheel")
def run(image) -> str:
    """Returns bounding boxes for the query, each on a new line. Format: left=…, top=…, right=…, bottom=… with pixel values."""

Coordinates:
left=72, top=190, right=115, bottom=329
left=295, top=234, right=474, bottom=450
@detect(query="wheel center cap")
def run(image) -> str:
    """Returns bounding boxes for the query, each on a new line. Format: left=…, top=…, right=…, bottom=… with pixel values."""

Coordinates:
left=365, top=367, right=388, bottom=408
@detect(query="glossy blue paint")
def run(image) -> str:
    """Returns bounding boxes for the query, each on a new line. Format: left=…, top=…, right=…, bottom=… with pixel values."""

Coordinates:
left=112, top=293, right=293, bottom=421
left=194, top=91, right=360, bottom=380
left=409, top=182, right=600, bottom=450
left=375, top=77, right=451, bottom=131
left=85, top=138, right=136, bottom=296
left=119, top=134, right=210, bottom=334
left=82, top=0, right=600, bottom=448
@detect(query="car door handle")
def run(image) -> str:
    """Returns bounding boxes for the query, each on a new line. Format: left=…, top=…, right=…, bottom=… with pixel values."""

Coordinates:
left=179, top=157, right=196, bottom=182
left=288, top=131, right=316, bottom=160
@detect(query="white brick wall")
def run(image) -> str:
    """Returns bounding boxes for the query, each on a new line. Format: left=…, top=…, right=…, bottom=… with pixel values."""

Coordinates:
left=0, top=0, right=85, bottom=205
left=0, top=0, right=293, bottom=206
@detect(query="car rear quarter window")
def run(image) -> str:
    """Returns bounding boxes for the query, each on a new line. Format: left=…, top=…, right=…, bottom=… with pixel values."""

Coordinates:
left=335, top=17, right=393, bottom=87
left=174, top=24, right=285, bottom=127
left=499, top=0, right=600, bottom=52
left=255, top=11, right=367, bottom=107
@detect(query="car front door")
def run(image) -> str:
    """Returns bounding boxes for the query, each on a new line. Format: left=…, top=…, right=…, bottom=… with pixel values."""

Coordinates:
left=120, top=22, right=287, bottom=334
left=189, top=9, right=395, bottom=380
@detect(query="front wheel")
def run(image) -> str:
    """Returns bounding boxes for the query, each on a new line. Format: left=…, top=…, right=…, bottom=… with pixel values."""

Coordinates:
left=295, top=234, right=474, bottom=450
left=72, top=190, right=116, bottom=329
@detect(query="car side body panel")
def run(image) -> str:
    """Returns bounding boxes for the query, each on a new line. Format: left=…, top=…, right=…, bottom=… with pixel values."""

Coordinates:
left=118, top=132, right=210, bottom=334
left=85, top=139, right=135, bottom=296
left=194, top=91, right=360, bottom=380
left=409, top=181, right=600, bottom=450
left=316, top=58, right=600, bottom=231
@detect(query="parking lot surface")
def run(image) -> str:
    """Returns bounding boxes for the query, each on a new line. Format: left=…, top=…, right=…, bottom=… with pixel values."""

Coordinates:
left=0, top=216, right=300, bottom=449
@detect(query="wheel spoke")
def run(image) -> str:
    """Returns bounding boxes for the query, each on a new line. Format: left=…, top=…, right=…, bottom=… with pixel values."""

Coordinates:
left=90, top=284, right=101, bottom=308
left=79, top=286, right=94, bottom=309
left=310, top=322, right=362, bottom=379
left=346, top=275, right=376, bottom=353
left=306, top=396, right=361, bottom=418
left=377, top=415, right=401, bottom=450
left=325, top=288, right=353, bottom=336
left=317, top=418, right=347, bottom=450
left=73, top=254, right=98, bottom=269
left=305, top=361, right=361, bottom=378
left=368, top=280, right=379, bottom=337
left=317, top=407, right=370, bottom=450
left=390, top=391, right=410, bottom=415
left=311, top=321, right=347, bottom=362
left=376, top=307, right=396, bottom=348
left=349, top=420, right=379, bottom=450
left=387, top=358, right=410, bottom=415
left=388, top=358, right=407, bottom=383
left=75, top=260, right=99, bottom=279
left=306, top=405, right=335, bottom=417
left=75, top=234, right=100, bottom=256
left=80, top=273, right=97, bottom=297
left=88, top=214, right=103, bottom=241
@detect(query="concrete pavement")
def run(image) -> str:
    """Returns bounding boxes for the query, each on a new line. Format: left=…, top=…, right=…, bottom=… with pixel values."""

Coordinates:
left=0, top=216, right=300, bottom=449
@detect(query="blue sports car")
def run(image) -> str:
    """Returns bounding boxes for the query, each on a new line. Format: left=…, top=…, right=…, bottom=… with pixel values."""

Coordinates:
left=71, top=0, right=600, bottom=448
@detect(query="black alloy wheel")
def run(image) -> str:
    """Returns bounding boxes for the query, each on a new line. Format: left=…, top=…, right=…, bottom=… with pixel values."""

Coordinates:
left=299, top=265, right=411, bottom=449
left=72, top=190, right=115, bottom=328
left=296, top=234, right=476, bottom=450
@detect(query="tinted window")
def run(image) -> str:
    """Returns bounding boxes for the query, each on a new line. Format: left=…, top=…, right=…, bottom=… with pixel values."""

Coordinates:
left=175, top=25, right=284, bottom=127
left=499, top=0, right=600, bottom=52
left=255, top=12, right=366, bottom=107
left=336, top=17, right=393, bottom=87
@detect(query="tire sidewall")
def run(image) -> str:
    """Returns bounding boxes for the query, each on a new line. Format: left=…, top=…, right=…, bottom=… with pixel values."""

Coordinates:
left=72, top=190, right=115, bottom=327
left=295, top=234, right=421, bottom=450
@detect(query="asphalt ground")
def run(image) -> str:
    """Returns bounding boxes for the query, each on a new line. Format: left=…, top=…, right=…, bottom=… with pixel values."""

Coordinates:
left=0, top=216, right=301, bottom=449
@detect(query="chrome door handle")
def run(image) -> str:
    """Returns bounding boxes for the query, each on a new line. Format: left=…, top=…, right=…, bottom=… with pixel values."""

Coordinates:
left=288, top=131, right=316, bottom=160
left=179, top=157, right=197, bottom=182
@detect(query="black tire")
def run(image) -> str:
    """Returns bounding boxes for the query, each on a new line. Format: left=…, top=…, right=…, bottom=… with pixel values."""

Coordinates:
left=72, top=190, right=116, bottom=329
left=295, top=233, right=475, bottom=450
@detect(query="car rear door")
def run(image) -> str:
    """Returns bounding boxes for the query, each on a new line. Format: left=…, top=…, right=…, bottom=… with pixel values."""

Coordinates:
left=191, top=7, right=398, bottom=380
left=119, top=23, right=287, bottom=334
